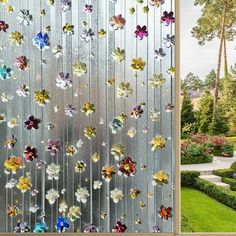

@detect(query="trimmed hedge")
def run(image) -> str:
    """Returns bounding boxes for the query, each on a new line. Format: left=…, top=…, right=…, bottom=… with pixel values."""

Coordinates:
left=195, top=178, right=236, bottom=210
left=212, top=168, right=234, bottom=178
left=230, top=161, right=236, bottom=170
left=222, top=177, right=236, bottom=191
left=181, top=170, right=200, bottom=187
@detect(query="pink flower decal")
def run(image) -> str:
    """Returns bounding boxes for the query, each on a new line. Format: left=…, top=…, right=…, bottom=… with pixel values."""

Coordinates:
left=134, top=25, right=148, bottom=40
left=161, top=11, right=175, bottom=26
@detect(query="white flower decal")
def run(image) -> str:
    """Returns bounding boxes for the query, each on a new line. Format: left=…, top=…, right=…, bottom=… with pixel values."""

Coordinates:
left=75, top=187, right=89, bottom=204
left=46, top=163, right=60, bottom=180
left=46, top=188, right=59, bottom=205
left=110, top=188, right=123, bottom=203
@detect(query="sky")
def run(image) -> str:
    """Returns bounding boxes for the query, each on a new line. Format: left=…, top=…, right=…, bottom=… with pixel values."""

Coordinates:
left=180, top=0, right=236, bottom=80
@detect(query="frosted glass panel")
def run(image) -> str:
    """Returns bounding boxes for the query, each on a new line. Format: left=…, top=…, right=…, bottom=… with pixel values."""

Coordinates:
left=0, top=0, right=175, bottom=233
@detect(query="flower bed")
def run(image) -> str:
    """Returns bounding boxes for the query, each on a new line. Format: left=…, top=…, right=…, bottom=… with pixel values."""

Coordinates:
left=181, top=141, right=213, bottom=164
left=190, top=134, right=234, bottom=157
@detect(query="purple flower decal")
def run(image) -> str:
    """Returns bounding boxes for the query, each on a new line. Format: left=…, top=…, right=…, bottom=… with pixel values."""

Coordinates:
left=15, top=56, right=29, bottom=70
left=65, top=104, right=77, bottom=117
left=163, top=34, right=175, bottom=48
left=46, top=139, right=61, bottom=156
left=24, top=115, right=41, bottom=130
left=84, top=4, right=93, bottom=13
left=80, top=28, right=95, bottom=43
left=112, top=221, right=127, bottom=233
left=161, top=11, right=175, bottom=26
left=131, top=105, right=144, bottom=119
left=33, top=32, right=50, bottom=50
left=154, top=48, right=166, bottom=61
left=56, top=72, right=72, bottom=89
left=84, top=223, right=100, bottom=233
left=61, top=0, right=71, bottom=12
left=0, top=20, right=9, bottom=32
left=134, top=25, right=148, bottom=40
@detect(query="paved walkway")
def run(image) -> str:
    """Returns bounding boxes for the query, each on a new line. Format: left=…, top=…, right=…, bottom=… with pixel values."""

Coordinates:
left=181, top=156, right=236, bottom=189
left=181, top=157, right=236, bottom=172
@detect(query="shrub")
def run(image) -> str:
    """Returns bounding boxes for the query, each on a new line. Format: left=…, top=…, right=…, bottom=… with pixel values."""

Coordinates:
left=213, top=168, right=234, bottom=178
left=195, top=178, right=236, bottom=210
left=181, top=141, right=213, bottom=164
left=181, top=171, right=200, bottom=187
left=230, top=161, right=236, bottom=170
left=222, top=177, right=236, bottom=191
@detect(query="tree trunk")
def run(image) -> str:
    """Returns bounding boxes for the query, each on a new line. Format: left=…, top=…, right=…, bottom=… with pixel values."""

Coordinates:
left=223, top=36, right=228, bottom=78
left=214, top=4, right=227, bottom=111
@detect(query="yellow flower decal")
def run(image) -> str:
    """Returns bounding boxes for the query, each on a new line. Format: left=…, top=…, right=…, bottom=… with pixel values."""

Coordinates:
left=98, top=29, right=106, bottom=38
left=129, top=188, right=140, bottom=199
left=152, top=170, right=168, bottom=186
left=4, top=156, right=22, bottom=174
left=167, top=66, right=175, bottom=76
left=81, top=102, right=95, bottom=116
left=91, top=152, right=101, bottom=163
left=8, top=31, right=24, bottom=46
left=0, top=0, right=8, bottom=4
left=117, top=113, right=127, bottom=123
left=84, top=126, right=96, bottom=140
left=149, top=73, right=166, bottom=88
left=5, top=5, right=14, bottom=12
left=130, top=58, right=145, bottom=72
left=112, top=47, right=125, bottom=63
left=117, top=82, right=133, bottom=98
left=111, top=144, right=125, bottom=160
left=150, top=135, right=166, bottom=151
left=72, top=61, right=87, bottom=77
left=65, top=145, right=77, bottom=157
left=34, top=89, right=50, bottom=106
left=17, top=176, right=31, bottom=193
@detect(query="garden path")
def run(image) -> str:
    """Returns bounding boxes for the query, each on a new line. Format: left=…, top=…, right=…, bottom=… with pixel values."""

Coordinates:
left=181, top=156, right=236, bottom=189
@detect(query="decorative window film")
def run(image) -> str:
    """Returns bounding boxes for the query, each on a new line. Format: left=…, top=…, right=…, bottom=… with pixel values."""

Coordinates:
left=0, top=0, right=175, bottom=233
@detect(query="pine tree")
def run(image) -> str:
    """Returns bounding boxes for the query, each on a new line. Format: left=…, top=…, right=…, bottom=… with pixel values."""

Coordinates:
left=197, top=91, right=214, bottom=134
left=209, top=103, right=229, bottom=135
left=181, top=91, right=196, bottom=129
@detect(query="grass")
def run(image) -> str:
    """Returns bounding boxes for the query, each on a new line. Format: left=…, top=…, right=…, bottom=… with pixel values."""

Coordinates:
left=181, top=187, right=236, bottom=232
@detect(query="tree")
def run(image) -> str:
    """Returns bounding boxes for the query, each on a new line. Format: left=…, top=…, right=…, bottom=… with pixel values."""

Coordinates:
left=181, top=90, right=196, bottom=129
left=209, top=104, right=229, bottom=135
left=181, top=72, right=203, bottom=91
left=204, top=69, right=216, bottom=90
left=228, top=100, right=236, bottom=135
left=192, top=0, right=236, bottom=110
left=197, top=91, right=214, bottom=133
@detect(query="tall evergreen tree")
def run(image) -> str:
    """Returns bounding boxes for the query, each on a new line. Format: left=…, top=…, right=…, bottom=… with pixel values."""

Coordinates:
left=209, top=103, right=229, bottom=135
left=181, top=91, right=196, bottom=129
left=197, top=91, right=214, bottom=134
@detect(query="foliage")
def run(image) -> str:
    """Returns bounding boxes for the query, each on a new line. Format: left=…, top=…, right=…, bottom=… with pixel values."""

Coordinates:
left=181, top=141, right=213, bottom=164
left=222, top=177, right=236, bottom=191
left=230, top=161, right=236, bottom=171
left=204, top=69, right=216, bottom=90
left=195, top=178, right=236, bottom=210
left=192, top=0, right=236, bottom=45
left=209, top=104, right=229, bottom=135
left=197, top=91, right=213, bottom=133
left=181, top=72, right=204, bottom=91
left=181, top=90, right=196, bottom=130
left=181, top=171, right=200, bottom=186
left=181, top=187, right=236, bottom=232
left=213, top=168, right=234, bottom=178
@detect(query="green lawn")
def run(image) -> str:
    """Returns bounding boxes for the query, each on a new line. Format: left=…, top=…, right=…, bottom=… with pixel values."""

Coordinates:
left=181, top=187, right=236, bottom=232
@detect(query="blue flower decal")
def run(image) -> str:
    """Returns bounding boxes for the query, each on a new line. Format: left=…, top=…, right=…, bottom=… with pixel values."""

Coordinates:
left=0, top=64, right=13, bottom=80
left=33, top=222, right=49, bottom=233
left=56, top=217, right=69, bottom=232
left=33, top=32, right=50, bottom=50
